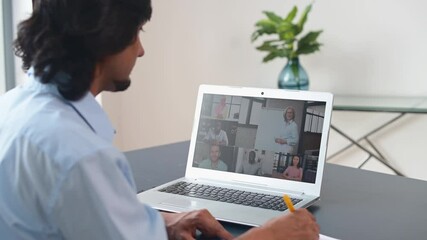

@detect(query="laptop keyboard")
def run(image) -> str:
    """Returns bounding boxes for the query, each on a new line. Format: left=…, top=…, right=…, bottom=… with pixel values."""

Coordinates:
left=158, top=181, right=302, bottom=212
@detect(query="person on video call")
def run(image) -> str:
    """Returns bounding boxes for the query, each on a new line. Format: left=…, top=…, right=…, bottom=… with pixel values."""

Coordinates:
left=274, top=106, right=299, bottom=154
left=203, top=120, right=229, bottom=146
left=237, top=150, right=262, bottom=176
left=0, top=0, right=319, bottom=239
left=214, top=95, right=228, bottom=119
left=283, top=155, right=304, bottom=181
left=198, top=145, right=228, bottom=171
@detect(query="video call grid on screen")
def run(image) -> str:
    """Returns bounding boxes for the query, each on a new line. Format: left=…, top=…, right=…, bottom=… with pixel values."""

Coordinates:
left=192, top=94, right=326, bottom=184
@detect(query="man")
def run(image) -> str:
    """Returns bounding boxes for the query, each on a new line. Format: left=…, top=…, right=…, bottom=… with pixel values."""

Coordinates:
left=203, top=121, right=229, bottom=146
left=0, top=0, right=319, bottom=239
left=198, top=144, right=228, bottom=171
left=237, top=150, right=262, bottom=175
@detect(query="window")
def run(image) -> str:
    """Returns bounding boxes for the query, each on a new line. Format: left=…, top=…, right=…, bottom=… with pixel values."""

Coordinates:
left=210, top=95, right=241, bottom=120
left=0, top=0, right=6, bottom=94
left=200, top=94, right=266, bottom=126
left=304, top=103, right=325, bottom=133
left=238, top=97, right=265, bottom=126
left=1, top=0, right=15, bottom=94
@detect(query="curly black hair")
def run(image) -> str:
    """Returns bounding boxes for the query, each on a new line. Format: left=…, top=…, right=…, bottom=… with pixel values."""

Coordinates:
left=14, top=0, right=152, bottom=101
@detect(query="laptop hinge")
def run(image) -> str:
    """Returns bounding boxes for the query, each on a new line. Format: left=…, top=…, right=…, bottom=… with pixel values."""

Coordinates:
left=232, top=180, right=306, bottom=196
left=196, top=178, right=305, bottom=196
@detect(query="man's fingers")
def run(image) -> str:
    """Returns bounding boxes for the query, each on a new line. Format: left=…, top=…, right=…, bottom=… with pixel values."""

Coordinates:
left=180, top=232, right=196, bottom=240
left=194, top=209, right=234, bottom=240
left=199, top=226, right=234, bottom=240
left=204, top=220, right=234, bottom=240
left=215, top=227, right=234, bottom=240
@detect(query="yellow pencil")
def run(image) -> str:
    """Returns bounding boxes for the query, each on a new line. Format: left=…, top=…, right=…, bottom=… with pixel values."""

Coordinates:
left=283, top=194, right=295, bottom=212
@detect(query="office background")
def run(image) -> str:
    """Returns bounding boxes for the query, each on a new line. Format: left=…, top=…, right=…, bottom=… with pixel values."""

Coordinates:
left=3, top=0, right=427, bottom=180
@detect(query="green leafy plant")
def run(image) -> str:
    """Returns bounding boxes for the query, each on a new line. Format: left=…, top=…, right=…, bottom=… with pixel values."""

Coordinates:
left=251, top=4, right=322, bottom=62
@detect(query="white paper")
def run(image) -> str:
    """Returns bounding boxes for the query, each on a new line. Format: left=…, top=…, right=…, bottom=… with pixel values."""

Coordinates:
left=320, top=233, right=340, bottom=240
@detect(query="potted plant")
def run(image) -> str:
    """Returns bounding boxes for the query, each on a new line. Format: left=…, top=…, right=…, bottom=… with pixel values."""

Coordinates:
left=251, top=4, right=322, bottom=90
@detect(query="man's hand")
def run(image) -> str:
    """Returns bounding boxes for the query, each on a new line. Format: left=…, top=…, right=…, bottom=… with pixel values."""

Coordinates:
left=236, top=209, right=319, bottom=240
left=161, top=209, right=233, bottom=240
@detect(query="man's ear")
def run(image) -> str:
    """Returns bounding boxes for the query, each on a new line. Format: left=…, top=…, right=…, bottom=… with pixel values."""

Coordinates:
left=89, top=63, right=104, bottom=95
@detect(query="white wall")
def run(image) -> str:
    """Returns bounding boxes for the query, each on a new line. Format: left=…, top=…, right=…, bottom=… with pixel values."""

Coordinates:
left=10, top=0, right=427, bottom=180
left=102, top=0, right=427, bottom=151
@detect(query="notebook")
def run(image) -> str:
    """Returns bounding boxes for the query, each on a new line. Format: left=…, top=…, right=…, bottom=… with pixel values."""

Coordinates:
left=137, top=85, right=334, bottom=226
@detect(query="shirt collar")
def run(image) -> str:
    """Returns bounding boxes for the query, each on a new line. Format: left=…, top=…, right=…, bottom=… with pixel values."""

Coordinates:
left=68, top=92, right=116, bottom=143
left=26, top=68, right=116, bottom=143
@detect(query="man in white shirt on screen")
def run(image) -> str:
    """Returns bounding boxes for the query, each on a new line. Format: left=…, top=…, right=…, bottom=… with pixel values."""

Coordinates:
left=204, top=121, right=229, bottom=146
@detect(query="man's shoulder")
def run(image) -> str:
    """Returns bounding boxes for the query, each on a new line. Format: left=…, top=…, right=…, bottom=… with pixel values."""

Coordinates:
left=219, top=160, right=228, bottom=169
left=15, top=100, right=97, bottom=143
left=198, top=159, right=210, bottom=166
left=2, top=92, right=114, bottom=161
left=199, top=159, right=210, bottom=164
left=220, top=163, right=228, bottom=171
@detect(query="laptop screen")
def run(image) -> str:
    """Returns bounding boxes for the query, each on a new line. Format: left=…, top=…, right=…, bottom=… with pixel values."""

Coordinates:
left=192, top=93, right=326, bottom=184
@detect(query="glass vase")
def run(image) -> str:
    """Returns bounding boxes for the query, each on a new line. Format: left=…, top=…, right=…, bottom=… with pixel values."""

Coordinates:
left=278, top=57, right=309, bottom=90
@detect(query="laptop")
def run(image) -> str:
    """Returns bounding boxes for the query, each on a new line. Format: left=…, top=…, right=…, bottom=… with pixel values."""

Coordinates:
left=137, top=85, right=333, bottom=226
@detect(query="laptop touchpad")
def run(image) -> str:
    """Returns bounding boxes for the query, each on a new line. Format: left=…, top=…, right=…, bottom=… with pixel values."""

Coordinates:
left=160, top=197, right=200, bottom=210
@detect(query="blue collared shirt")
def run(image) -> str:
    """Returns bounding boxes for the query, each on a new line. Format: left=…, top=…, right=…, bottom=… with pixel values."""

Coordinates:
left=0, top=70, right=167, bottom=239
